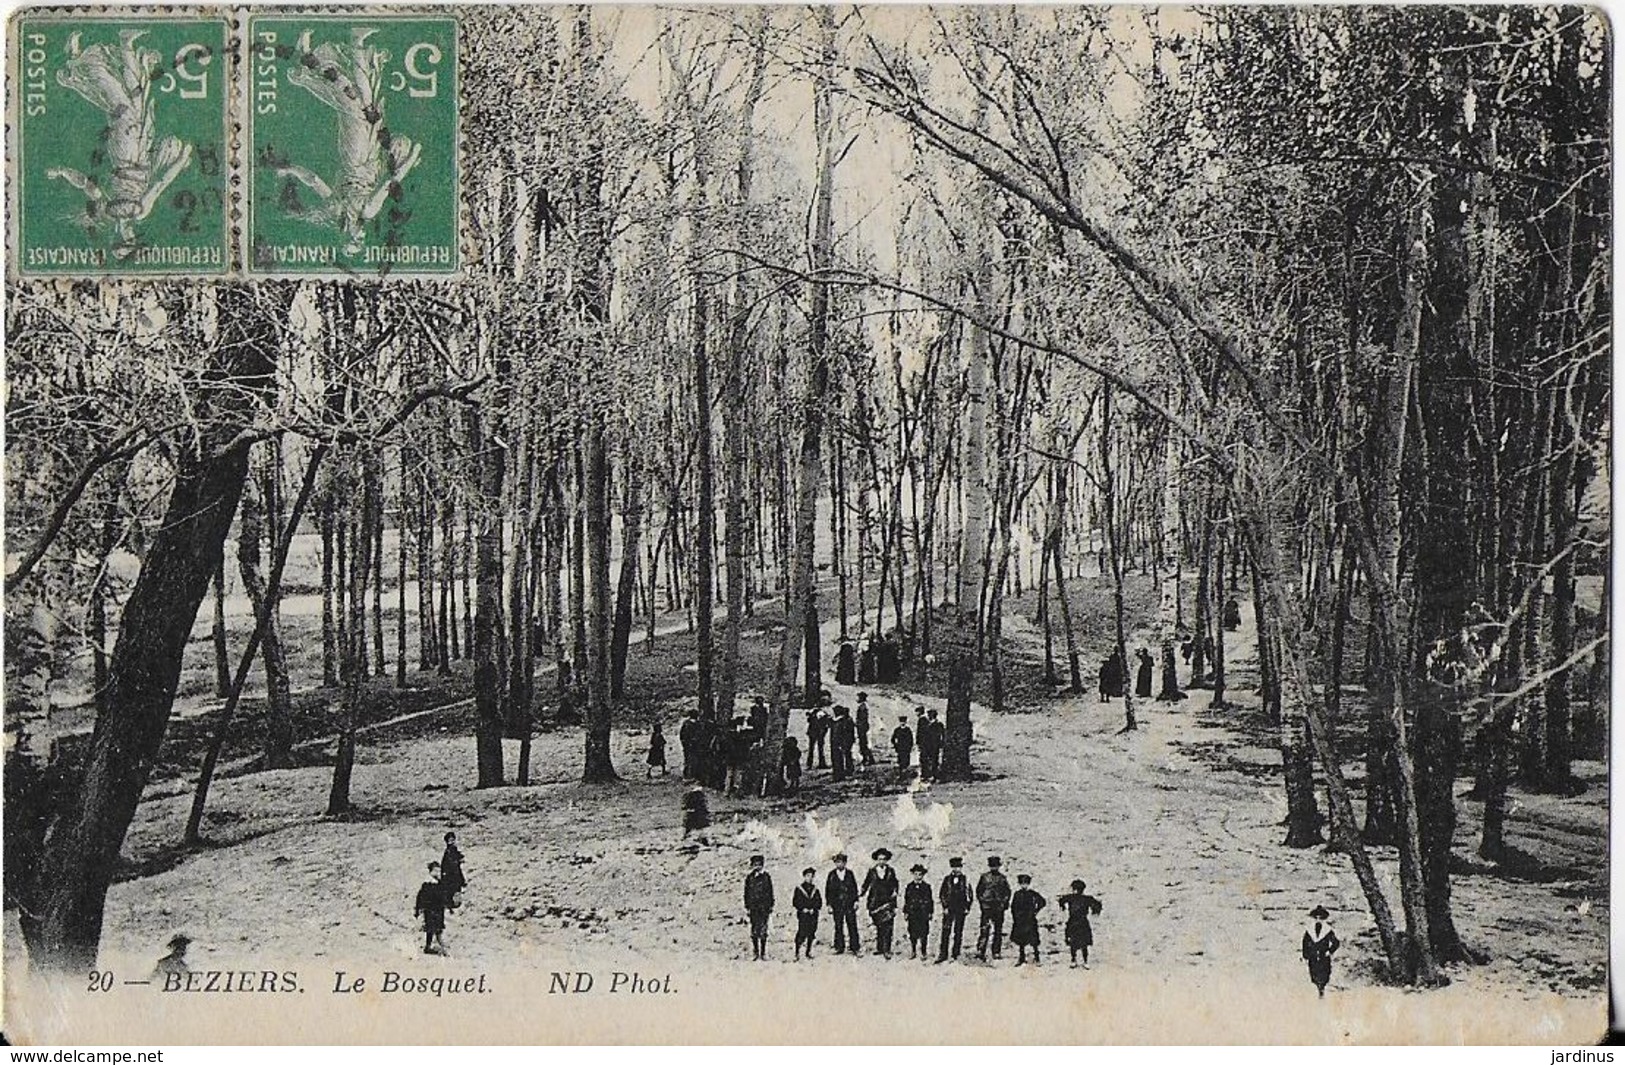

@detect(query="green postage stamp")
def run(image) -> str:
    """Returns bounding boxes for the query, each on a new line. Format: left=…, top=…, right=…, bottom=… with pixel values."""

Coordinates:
left=13, top=15, right=230, bottom=276
left=245, top=16, right=460, bottom=276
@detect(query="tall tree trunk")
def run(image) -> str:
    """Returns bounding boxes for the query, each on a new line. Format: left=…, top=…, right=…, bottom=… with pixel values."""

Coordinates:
left=1101, top=386, right=1134, bottom=731
left=763, top=4, right=836, bottom=795
left=611, top=455, right=643, bottom=698
left=210, top=561, right=230, bottom=697
left=328, top=447, right=376, bottom=816
left=582, top=416, right=617, bottom=782
left=472, top=399, right=507, bottom=788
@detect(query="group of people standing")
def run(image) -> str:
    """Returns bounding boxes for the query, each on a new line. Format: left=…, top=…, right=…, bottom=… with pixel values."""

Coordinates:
left=833, top=630, right=913, bottom=686
left=743, top=851, right=1105, bottom=968
left=804, top=692, right=946, bottom=781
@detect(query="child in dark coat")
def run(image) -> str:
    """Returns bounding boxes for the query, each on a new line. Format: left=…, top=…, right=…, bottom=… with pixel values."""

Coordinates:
left=1059, top=879, right=1103, bottom=967
left=781, top=736, right=802, bottom=791
left=1010, top=873, right=1046, bottom=965
left=744, top=855, right=775, bottom=960
left=904, top=864, right=934, bottom=960
left=647, top=722, right=668, bottom=777
left=793, top=867, right=822, bottom=960
left=414, top=862, right=447, bottom=954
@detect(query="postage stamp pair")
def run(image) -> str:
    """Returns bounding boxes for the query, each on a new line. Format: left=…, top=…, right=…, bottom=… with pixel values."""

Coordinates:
left=12, top=12, right=459, bottom=278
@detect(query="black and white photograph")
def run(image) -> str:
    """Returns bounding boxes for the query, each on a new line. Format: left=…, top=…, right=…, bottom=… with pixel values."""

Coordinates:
left=2, top=3, right=1611, bottom=1045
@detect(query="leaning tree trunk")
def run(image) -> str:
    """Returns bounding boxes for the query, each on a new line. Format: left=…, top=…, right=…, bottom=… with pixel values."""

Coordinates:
left=610, top=453, right=643, bottom=699
left=236, top=456, right=295, bottom=769
left=22, top=282, right=282, bottom=972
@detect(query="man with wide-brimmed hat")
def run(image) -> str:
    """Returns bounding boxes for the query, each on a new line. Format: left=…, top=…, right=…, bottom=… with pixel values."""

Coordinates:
left=861, top=847, right=900, bottom=958
left=937, top=857, right=973, bottom=962
left=826, top=853, right=861, bottom=954
left=1301, top=905, right=1340, bottom=996
left=975, top=855, right=1012, bottom=961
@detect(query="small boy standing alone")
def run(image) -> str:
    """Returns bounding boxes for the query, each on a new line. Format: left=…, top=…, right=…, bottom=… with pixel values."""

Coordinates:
left=793, top=867, right=822, bottom=960
left=904, top=864, right=933, bottom=960
left=1010, top=873, right=1046, bottom=966
left=415, top=862, right=448, bottom=954
left=1058, top=879, right=1103, bottom=968
left=744, top=855, right=775, bottom=960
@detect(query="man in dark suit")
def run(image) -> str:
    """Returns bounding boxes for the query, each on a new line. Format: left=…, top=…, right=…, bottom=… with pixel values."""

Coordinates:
left=937, top=856, right=973, bottom=962
left=975, top=856, right=1012, bottom=961
left=829, top=707, right=856, bottom=781
left=743, top=855, right=775, bottom=961
left=825, top=853, right=861, bottom=954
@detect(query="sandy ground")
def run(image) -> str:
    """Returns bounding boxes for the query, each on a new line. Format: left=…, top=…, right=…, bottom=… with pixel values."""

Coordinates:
left=3, top=595, right=1607, bottom=1044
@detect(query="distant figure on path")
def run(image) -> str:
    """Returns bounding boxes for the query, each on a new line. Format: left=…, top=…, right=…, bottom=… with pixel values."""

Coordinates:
left=858, top=635, right=877, bottom=684
left=904, top=864, right=933, bottom=960
left=440, top=832, right=466, bottom=908
left=679, top=710, right=702, bottom=780
left=681, top=786, right=710, bottom=838
left=891, top=716, right=914, bottom=776
left=937, top=857, right=973, bottom=962
left=830, top=706, right=856, bottom=781
left=806, top=705, right=830, bottom=769
left=861, top=848, right=900, bottom=958
left=1099, top=651, right=1124, bottom=700
left=152, top=934, right=191, bottom=979
left=646, top=722, right=668, bottom=778
left=793, top=867, right=822, bottom=960
left=1301, top=905, right=1340, bottom=997
left=749, top=695, right=769, bottom=736
left=415, top=862, right=447, bottom=954
left=918, top=708, right=943, bottom=780
left=1010, top=873, right=1047, bottom=965
left=1223, top=597, right=1242, bottom=631
left=1135, top=648, right=1154, bottom=698
left=826, top=853, right=861, bottom=954
left=744, top=855, right=775, bottom=960
left=1059, top=880, right=1103, bottom=968
left=835, top=638, right=857, bottom=684
left=855, top=692, right=875, bottom=766
left=975, top=856, right=1012, bottom=961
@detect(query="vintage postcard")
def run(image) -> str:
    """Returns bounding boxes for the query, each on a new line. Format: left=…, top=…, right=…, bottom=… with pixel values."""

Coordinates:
left=2, top=2, right=1611, bottom=1046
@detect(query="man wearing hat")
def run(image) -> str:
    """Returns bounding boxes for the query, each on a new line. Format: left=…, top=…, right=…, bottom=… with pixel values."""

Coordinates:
left=793, top=867, right=823, bottom=960
left=153, top=934, right=191, bottom=981
left=1301, top=906, right=1340, bottom=996
left=891, top=716, right=915, bottom=778
left=830, top=706, right=857, bottom=781
left=855, top=692, right=875, bottom=767
left=975, top=856, right=1012, bottom=961
left=825, top=853, right=862, bottom=954
left=937, top=857, right=973, bottom=962
left=861, top=847, right=900, bottom=958
left=904, top=864, right=934, bottom=960
left=743, top=855, right=775, bottom=960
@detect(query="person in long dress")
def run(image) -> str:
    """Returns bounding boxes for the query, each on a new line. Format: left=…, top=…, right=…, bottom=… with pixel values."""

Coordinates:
left=1058, top=879, right=1103, bottom=968
left=1301, top=905, right=1340, bottom=997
